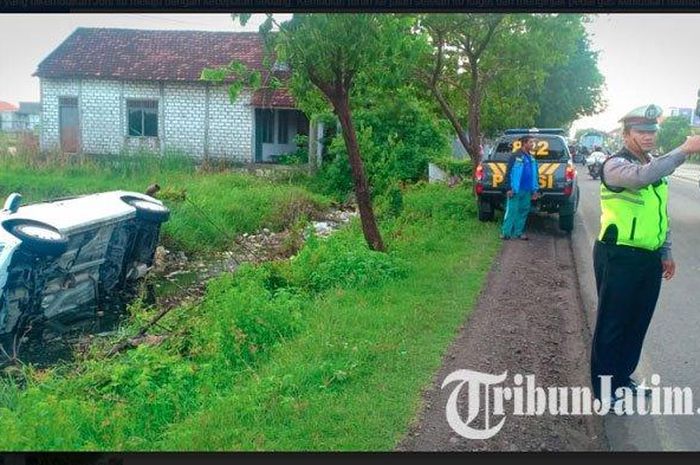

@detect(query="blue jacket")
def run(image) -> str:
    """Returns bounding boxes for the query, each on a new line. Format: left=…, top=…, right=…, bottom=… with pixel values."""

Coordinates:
left=504, top=151, right=540, bottom=194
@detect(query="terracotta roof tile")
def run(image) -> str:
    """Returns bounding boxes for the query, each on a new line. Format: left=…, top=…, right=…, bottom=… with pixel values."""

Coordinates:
left=35, top=28, right=298, bottom=108
left=35, top=28, right=270, bottom=81
left=251, top=86, right=296, bottom=108
left=0, top=101, right=18, bottom=112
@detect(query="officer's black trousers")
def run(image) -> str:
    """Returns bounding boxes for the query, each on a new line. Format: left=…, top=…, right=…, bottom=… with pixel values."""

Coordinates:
left=590, top=240, right=663, bottom=399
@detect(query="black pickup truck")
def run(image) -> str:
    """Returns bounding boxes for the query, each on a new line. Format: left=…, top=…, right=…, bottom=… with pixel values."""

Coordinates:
left=474, top=128, right=580, bottom=232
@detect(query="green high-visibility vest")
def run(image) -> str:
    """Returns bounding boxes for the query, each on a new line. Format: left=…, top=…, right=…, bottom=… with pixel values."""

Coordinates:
left=599, top=157, right=669, bottom=251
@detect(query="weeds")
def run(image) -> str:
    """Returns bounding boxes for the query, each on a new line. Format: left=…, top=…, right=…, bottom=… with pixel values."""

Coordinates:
left=0, top=145, right=330, bottom=255
left=0, top=182, right=500, bottom=451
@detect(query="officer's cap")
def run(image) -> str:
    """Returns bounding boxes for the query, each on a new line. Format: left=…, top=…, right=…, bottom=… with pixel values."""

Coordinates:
left=619, top=104, right=663, bottom=132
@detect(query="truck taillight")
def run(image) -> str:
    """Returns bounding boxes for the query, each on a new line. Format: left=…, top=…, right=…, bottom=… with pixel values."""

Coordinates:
left=474, top=164, right=484, bottom=195
left=475, top=164, right=484, bottom=181
left=565, top=165, right=575, bottom=182
left=564, top=164, right=574, bottom=196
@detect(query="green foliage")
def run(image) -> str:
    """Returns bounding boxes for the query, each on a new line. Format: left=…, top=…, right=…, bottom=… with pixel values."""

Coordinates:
left=658, top=115, right=691, bottom=153
left=315, top=89, right=451, bottom=200
left=0, top=181, right=501, bottom=451
left=276, top=15, right=443, bottom=198
left=400, top=181, right=477, bottom=223
left=200, top=61, right=263, bottom=104
left=277, top=134, right=309, bottom=166
left=534, top=29, right=606, bottom=128
left=430, top=157, right=473, bottom=179
left=0, top=150, right=330, bottom=255
left=187, top=265, right=306, bottom=371
left=374, top=184, right=404, bottom=219
left=288, top=229, right=408, bottom=293
left=419, top=13, right=605, bottom=144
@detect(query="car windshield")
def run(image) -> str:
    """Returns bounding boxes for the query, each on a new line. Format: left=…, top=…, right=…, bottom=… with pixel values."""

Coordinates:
left=486, top=135, right=570, bottom=162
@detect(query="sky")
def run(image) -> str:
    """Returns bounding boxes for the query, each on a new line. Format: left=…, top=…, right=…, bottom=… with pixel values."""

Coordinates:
left=0, top=13, right=698, bottom=134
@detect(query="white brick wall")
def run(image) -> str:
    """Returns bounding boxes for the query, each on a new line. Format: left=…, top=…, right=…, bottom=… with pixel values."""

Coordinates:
left=208, top=85, right=254, bottom=162
left=40, top=78, right=255, bottom=161
left=163, top=82, right=206, bottom=158
left=82, top=79, right=122, bottom=154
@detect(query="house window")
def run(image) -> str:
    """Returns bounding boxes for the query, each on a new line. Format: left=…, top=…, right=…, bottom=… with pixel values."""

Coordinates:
left=127, top=100, right=158, bottom=137
left=260, top=109, right=274, bottom=143
left=278, top=110, right=289, bottom=144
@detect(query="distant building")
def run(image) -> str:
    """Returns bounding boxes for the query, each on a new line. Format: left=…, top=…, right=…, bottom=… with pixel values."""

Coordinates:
left=0, top=101, right=19, bottom=132
left=667, top=106, right=700, bottom=128
left=0, top=101, right=40, bottom=132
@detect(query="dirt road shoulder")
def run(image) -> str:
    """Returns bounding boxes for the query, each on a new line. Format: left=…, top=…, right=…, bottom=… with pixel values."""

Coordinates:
left=397, top=215, right=608, bottom=451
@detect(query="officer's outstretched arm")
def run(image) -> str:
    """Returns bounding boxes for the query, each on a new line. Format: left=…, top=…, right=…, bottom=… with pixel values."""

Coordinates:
left=604, top=146, right=689, bottom=190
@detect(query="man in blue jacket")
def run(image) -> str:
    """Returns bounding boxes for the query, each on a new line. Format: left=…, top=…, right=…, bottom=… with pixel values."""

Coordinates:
left=501, top=135, right=541, bottom=240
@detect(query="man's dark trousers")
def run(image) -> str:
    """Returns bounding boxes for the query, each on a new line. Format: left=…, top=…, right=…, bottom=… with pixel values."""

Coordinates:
left=590, top=240, right=663, bottom=399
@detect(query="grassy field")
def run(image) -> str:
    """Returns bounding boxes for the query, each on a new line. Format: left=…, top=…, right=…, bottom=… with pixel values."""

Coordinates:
left=0, top=181, right=501, bottom=451
left=0, top=143, right=330, bottom=254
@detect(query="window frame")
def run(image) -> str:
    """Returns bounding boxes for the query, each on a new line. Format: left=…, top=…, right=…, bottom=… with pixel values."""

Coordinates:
left=126, top=99, right=159, bottom=137
left=260, top=109, right=275, bottom=144
left=277, top=110, right=290, bottom=144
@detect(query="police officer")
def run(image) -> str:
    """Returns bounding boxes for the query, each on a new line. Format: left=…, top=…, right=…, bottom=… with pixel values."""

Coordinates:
left=591, top=104, right=700, bottom=401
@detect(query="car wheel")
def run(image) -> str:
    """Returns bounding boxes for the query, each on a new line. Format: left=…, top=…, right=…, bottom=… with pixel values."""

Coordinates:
left=477, top=199, right=495, bottom=222
left=122, top=196, right=170, bottom=223
left=4, top=220, right=69, bottom=256
left=559, top=213, right=574, bottom=233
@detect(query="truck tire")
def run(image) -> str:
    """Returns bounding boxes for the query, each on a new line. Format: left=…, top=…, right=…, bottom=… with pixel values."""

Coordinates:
left=3, top=219, right=69, bottom=256
left=477, top=199, right=495, bottom=222
left=122, top=196, right=170, bottom=223
left=559, top=213, right=574, bottom=233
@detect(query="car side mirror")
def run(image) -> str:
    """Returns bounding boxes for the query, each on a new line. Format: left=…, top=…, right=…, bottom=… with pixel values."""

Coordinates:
left=3, top=193, right=22, bottom=213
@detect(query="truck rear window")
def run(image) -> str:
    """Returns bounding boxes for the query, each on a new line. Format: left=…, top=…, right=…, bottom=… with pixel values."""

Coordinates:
left=486, top=135, right=570, bottom=162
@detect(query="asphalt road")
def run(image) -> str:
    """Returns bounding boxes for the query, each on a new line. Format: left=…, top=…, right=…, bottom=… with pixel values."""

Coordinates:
left=572, top=162, right=700, bottom=451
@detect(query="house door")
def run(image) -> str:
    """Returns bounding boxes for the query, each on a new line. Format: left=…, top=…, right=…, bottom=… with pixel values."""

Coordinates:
left=254, top=108, right=276, bottom=163
left=59, top=97, right=79, bottom=153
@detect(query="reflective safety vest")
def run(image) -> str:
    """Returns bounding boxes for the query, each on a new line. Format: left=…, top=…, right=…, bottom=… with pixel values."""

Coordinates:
left=598, top=155, right=669, bottom=251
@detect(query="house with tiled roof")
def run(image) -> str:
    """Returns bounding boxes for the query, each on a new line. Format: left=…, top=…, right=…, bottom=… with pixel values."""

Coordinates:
left=0, top=101, right=19, bottom=132
left=34, top=27, right=309, bottom=161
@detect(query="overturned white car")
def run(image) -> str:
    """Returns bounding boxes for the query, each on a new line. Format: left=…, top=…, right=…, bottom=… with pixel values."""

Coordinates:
left=0, top=191, right=169, bottom=341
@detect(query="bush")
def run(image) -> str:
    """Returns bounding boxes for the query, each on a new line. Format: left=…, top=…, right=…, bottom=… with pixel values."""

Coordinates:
left=374, top=183, right=404, bottom=219
left=315, top=89, right=451, bottom=200
left=431, top=157, right=473, bottom=179
left=277, top=135, right=309, bottom=166
left=400, top=181, right=477, bottom=222
left=658, top=115, right=691, bottom=153
left=288, top=228, right=408, bottom=293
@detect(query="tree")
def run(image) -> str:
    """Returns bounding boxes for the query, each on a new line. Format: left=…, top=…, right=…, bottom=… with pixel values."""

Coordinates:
left=658, top=115, right=691, bottom=153
left=278, top=14, right=435, bottom=252
left=217, top=14, right=425, bottom=252
left=416, top=13, right=603, bottom=165
left=534, top=31, right=606, bottom=128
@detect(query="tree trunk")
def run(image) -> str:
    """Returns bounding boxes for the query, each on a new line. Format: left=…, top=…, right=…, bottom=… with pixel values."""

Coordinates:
left=430, top=85, right=474, bottom=165
left=467, top=66, right=483, bottom=166
left=332, top=93, right=386, bottom=252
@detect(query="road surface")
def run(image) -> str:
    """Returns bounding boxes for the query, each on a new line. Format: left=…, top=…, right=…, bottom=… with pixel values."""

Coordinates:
left=572, top=163, right=700, bottom=451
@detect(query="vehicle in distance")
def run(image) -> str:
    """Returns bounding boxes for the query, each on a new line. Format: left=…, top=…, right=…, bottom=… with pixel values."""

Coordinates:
left=474, top=128, right=579, bottom=232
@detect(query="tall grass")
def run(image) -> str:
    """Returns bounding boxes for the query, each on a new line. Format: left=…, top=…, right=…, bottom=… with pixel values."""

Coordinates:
left=0, top=182, right=501, bottom=451
left=0, top=142, right=330, bottom=254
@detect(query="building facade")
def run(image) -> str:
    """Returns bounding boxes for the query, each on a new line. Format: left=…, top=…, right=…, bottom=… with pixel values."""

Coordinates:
left=34, top=28, right=309, bottom=162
